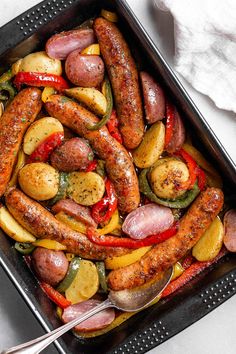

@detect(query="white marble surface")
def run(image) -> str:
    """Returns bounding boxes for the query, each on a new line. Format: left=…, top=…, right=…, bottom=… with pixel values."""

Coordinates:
left=0, top=0, right=236, bottom=353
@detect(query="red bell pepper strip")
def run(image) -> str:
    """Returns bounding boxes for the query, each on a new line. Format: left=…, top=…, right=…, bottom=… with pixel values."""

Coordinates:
left=91, top=179, right=118, bottom=224
left=86, top=222, right=178, bottom=249
left=40, top=282, right=71, bottom=309
left=161, top=248, right=227, bottom=298
left=14, top=72, right=69, bottom=91
left=181, top=254, right=195, bottom=270
left=85, top=160, right=98, bottom=172
left=27, top=132, right=64, bottom=164
left=107, top=110, right=123, bottom=144
left=164, top=101, right=176, bottom=147
left=196, top=166, right=206, bottom=191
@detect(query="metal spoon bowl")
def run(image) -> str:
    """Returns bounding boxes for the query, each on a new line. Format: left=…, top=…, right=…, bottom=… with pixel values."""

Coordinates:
left=1, top=267, right=173, bottom=354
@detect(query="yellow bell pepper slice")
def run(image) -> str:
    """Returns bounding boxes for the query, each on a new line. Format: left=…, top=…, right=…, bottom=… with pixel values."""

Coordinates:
left=0, top=206, right=36, bottom=242
left=171, top=262, right=184, bottom=281
left=97, top=209, right=120, bottom=235
left=32, top=239, right=66, bottom=251
left=105, top=245, right=152, bottom=270
left=65, top=253, right=75, bottom=262
left=8, top=148, right=25, bottom=187
left=41, top=87, right=57, bottom=103
left=101, top=9, right=118, bottom=22
left=182, top=143, right=222, bottom=188
left=81, top=44, right=100, bottom=55
left=55, top=211, right=87, bottom=234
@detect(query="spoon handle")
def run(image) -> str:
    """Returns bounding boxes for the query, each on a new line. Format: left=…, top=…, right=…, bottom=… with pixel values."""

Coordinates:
left=1, top=298, right=112, bottom=354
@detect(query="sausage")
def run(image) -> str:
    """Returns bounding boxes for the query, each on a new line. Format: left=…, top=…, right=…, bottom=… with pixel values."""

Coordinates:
left=50, top=137, right=94, bottom=172
left=32, top=247, right=69, bottom=286
left=65, top=52, right=104, bottom=87
left=0, top=88, right=42, bottom=197
left=5, top=187, right=130, bottom=260
left=62, top=299, right=115, bottom=332
left=45, top=95, right=140, bottom=214
left=52, top=199, right=97, bottom=228
left=108, top=187, right=224, bottom=290
left=140, top=71, right=165, bottom=124
left=94, top=17, right=144, bottom=150
left=223, top=209, right=236, bottom=252
left=46, top=29, right=96, bottom=60
left=165, top=106, right=185, bottom=153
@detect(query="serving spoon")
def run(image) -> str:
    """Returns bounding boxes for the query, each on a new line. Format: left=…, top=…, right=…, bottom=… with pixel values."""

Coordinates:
left=1, top=267, right=173, bottom=354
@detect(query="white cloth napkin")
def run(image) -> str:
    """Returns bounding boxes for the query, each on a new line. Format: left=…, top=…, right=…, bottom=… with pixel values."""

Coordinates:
left=153, top=0, right=236, bottom=114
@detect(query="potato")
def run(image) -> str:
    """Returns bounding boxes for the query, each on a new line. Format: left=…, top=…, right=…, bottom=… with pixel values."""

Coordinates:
left=192, top=217, right=224, bottom=261
left=19, top=51, right=62, bottom=75
left=133, top=121, right=165, bottom=168
left=149, top=157, right=190, bottom=199
left=23, top=117, right=64, bottom=155
left=68, top=172, right=105, bottom=206
left=18, top=163, right=59, bottom=200
left=65, top=260, right=99, bottom=304
left=105, top=246, right=151, bottom=270
left=65, top=87, right=107, bottom=116
left=0, top=206, right=36, bottom=242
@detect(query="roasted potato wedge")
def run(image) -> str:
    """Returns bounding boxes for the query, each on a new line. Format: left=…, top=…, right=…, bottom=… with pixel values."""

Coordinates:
left=192, top=217, right=224, bottom=261
left=0, top=206, right=36, bottom=242
left=23, top=117, right=64, bottom=155
left=65, top=260, right=99, bottom=304
left=133, top=121, right=165, bottom=168
left=68, top=172, right=105, bottom=206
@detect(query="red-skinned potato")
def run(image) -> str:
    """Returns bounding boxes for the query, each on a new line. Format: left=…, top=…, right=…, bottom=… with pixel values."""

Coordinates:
left=140, top=71, right=165, bottom=124
left=50, top=137, right=94, bottom=172
left=46, top=28, right=96, bottom=60
left=223, top=209, right=236, bottom=252
left=65, top=51, right=104, bottom=87
left=32, top=247, right=69, bottom=286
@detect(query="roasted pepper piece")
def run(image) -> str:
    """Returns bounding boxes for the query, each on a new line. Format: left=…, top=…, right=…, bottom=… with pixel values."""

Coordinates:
left=15, top=242, right=35, bottom=255
left=57, top=257, right=81, bottom=293
left=32, top=239, right=67, bottom=251
left=106, top=110, right=123, bottom=144
left=96, top=261, right=108, bottom=293
left=40, top=282, right=71, bottom=309
left=97, top=209, right=120, bottom=235
left=8, top=148, right=25, bottom=187
left=48, top=172, right=68, bottom=206
left=0, top=82, right=16, bottom=101
left=14, top=72, right=69, bottom=91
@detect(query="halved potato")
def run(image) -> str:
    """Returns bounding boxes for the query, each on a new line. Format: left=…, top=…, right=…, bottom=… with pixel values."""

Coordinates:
left=18, top=163, right=59, bottom=201
left=65, top=260, right=99, bottom=304
left=81, top=44, right=100, bottom=55
left=105, top=246, right=151, bottom=270
left=133, top=121, right=165, bottom=168
left=19, top=51, right=62, bottom=75
left=68, top=172, right=105, bottom=206
left=192, top=217, right=224, bottom=261
left=23, top=117, right=64, bottom=155
left=64, top=87, right=107, bottom=116
left=0, top=206, right=36, bottom=242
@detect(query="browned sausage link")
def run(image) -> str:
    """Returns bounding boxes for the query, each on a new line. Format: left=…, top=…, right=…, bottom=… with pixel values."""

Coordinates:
left=108, top=188, right=224, bottom=290
left=0, top=88, right=42, bottom=197
left=45, top=95, right=140, bottom=213
left=94, top=17, right=144, bottom=150
left=5, top=188, right=130, bottom=260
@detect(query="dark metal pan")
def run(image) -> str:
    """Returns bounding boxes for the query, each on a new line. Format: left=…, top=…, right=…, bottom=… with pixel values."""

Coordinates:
left=0, top=1, right=235, bottom=353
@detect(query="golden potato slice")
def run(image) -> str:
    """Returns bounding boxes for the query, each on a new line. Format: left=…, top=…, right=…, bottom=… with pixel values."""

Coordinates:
left=18, top=163, right=59, bottom=201
left=133, top=121, right=165, bottom=168
left=68, top=172, right=105, bottom=206
left=192, top=216, right=224, bottom=261
left=65, top=260, right=99, bottom=304
left=149, top=157, right=189, bottom=199
left=105, top=246, right=151, bottom=270
left=19, top=51, right=62, bottom=75
left=23, top=117, right=64, bottom=155
left=101, top=9, right=118, bottom=22
left=81, top=44, right=100, bottom=55
left=0, top=206, right=36, bottom=242
left=65, top=87, right=107, bottom=116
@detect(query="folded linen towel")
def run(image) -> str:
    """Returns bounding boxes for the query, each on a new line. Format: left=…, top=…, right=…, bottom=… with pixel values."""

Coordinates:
left=153, top=0, right=236, bottom=114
